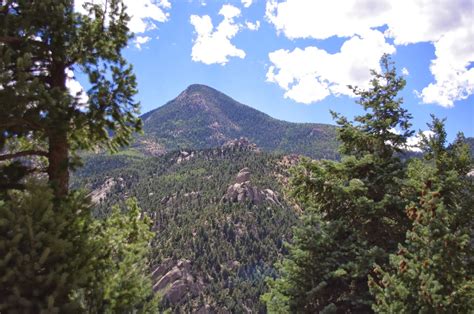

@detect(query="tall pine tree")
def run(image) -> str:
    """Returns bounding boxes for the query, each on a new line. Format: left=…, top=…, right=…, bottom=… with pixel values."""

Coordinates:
left=0, top=1, right=158, bottom=311
left=263, top=55, right=415, bottom=312
left=0, top=0, right=140, bottom=197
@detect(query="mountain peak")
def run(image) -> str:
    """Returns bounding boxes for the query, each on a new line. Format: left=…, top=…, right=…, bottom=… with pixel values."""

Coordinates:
left=139, top=85, right=338, bottom=159
left=184, top=84, right=215, bottom=93
left=173, top=84, right=223, bottom=107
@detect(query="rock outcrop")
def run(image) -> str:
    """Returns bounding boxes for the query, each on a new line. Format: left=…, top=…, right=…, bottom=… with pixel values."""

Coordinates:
left=176, top=150, right=196, bottom=164
left=89, top=177, right=125, bottom=203
left=222, top=137, right=258, bottom=152
left=151, top=259, right=204, bottom=306
left=222, top=168, right=281, bottom=206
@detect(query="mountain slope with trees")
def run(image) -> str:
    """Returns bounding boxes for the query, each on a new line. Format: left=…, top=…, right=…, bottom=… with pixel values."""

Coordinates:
left=74, top=142, right=299, bottom=312
left=135, top=84, right=338, bottom=159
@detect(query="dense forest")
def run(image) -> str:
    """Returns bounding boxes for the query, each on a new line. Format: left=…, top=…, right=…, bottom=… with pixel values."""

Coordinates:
left=74, top=142, right=298, bottom=312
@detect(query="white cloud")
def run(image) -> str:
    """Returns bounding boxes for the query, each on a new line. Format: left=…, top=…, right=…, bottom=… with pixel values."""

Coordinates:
left=75, top=0, right=170, bottom=49
left=388, top=128, right=434, bottom=152
left=66, top=69, right=89, bottom=106
left=406, top=130, right=435, bottom=152
left=266, top=30, right=395, bottom=103
left=402, top=67, right=409, bottom=76
left=190, top=4, right=246, bottom=65
left=246, top=20, right=260, bottom=31
left=265, top=0, right=474, bottom=107
left=134, top=36, right=151, bottom=49
left=418, top=28, right=474, bottom=107
left=242, top=0, right=253, bottom=8
left=266, top=0, right=389, bottom=40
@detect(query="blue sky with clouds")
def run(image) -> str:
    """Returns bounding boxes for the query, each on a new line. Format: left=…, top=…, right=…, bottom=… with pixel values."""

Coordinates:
left=74, top=0, right=474, bottom=140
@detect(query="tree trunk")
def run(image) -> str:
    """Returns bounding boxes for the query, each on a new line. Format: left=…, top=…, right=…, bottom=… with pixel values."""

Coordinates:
left=47, top=61, right=69, bottom=198
left=48, top=131, right=69, bottom=198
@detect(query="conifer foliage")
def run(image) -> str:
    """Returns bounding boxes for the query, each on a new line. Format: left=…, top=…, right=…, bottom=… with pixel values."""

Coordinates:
left=0, top=183, right=91, bottom=312
left=263, top=56, right=473, bottom=312
left=369, top=120, right=474, bottom=313
left=0, top=0, right=141, bottom=197
left=0, top=1, right=157, bottom=311
left=0, top=184, right=157, bottom=312
left=263, top=55, right=416, bottom=312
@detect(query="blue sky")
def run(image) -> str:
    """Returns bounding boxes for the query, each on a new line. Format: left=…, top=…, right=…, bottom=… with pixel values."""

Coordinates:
left=75, top=0, right=474, bottom=141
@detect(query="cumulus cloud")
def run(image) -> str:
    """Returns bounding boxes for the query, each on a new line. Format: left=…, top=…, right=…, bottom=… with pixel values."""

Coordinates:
left=134, top=36, right=151, bottom=49
left=389, top=128, right=434, bottom=152
left=66, top=69, right=89, bottom=106
left=190, top=4, right=246, bottom=65
left=267, top=30, right=395, bottom=103
left=246, top=21, right=260, bottom=31
left=265, top=0, right=474, bottom=107
left=75, top=0, right=170, bottom=49
left=242, top=0, right=253, bottom=8
left=406, top=130, right=435, bottom=152
left=402, top=67, right=409, bottom=76
left=418, top=28, right=474, bottom=107
left=266, top=0, right=389, bottom=40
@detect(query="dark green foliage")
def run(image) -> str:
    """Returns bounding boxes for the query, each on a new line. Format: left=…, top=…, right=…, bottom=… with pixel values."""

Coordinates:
left=138, top=84, right=338, bottom=159
left=1, top=1, right=156, bottom=311
left=74, top=146, right=298, bottom=312
left=0, top=183, right=90, bottom=312
left=0, top=183, right=157, bottom=312
left=369, top=120, right=474, bottom=313
left=263, top=55, right=415, bottom=312
left=74, top=198, right=158, bottom=313
left=0, top=0, right=140, bottom=196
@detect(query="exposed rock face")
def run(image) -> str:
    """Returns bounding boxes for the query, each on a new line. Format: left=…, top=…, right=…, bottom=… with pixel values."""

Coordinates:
left=222, top=137, right=258, bottom=152
left=89, top=177, right=124, bottom=203
left=235, top=167, right=251, bottom=183
left=151, top=259, right=204, bottom=306
left=279, top=154, right=301, bottom=167
left=222, top=168, right=281, bottom=206
left=176, top=150, right=195, bottom=164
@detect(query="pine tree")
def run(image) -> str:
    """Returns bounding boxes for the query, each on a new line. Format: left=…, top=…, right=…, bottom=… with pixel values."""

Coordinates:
left=263, top=55, right=414, bottom=312
left=0, top=183, right=157, bottom=312
left=0, top=183, right=91, bottom=311
left=0, top=1, right=157, bottom=311
left=0, top=0, right=140, bottom=197
left=369, top=119, right=474, bottom=313
left=76, top=198, right=158, bottom=313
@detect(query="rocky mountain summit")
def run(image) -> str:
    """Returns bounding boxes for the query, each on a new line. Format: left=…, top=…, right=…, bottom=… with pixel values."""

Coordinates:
left=222, top=167, right=281, bottom=206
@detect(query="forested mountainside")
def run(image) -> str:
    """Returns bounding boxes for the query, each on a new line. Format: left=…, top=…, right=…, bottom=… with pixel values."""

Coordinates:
left=73, top=140, right=299, bottom=312
left=134, top=84, right=338, bottom=159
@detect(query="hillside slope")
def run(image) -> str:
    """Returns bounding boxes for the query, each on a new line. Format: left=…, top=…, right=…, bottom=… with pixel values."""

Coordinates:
left=135, top=84, right=338, bottom=159
left=74, top=142, right=299, bottom=312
